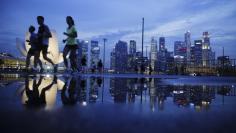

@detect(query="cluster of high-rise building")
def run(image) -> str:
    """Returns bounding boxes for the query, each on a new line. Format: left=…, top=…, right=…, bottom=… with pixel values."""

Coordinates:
left=76, top=40, right=101, bottom=72
left=111, top=40, right=149, bottom=73
left=110, top=31, right=221, bottom=74
left=174, top=31, right=216, bottom=68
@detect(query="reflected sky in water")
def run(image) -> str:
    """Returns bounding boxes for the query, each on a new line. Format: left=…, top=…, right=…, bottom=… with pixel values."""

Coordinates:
left=0, top=74, right=236, bottom=133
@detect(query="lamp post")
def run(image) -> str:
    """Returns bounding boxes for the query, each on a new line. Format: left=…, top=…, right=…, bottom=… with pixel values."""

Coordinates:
left=141, top=17, right=145, bottom=73
left=142, top=18, right=144, bottom=59
left=103, top=38, right=107, bottom=73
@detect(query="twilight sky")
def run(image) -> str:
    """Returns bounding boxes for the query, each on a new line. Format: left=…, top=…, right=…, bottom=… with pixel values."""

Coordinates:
left=0, top=0, right=236, bottom=66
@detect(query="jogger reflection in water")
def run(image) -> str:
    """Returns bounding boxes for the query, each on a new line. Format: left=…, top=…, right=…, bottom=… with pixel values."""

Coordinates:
left=61, top=76, right=81, bottom=105
left=24, top=75, right=57, bottom=108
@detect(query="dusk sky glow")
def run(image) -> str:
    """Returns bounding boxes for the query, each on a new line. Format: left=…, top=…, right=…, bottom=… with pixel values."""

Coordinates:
left=0, top=0, right=236, bottom=62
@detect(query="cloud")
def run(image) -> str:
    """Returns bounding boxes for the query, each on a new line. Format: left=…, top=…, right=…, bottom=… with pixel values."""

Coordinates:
left=0, top=0, right=236, bottom=61
left=119, top=0, right=236, bottom=45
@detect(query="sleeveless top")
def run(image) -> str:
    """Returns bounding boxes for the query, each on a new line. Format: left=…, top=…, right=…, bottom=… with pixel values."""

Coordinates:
left=66, top=25, right=77, bottom=45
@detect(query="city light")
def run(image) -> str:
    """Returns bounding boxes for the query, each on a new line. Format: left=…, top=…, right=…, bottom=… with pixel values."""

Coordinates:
left=82, top=101, right=87, bottom=106
left=0, top=0, right=236, bottom=132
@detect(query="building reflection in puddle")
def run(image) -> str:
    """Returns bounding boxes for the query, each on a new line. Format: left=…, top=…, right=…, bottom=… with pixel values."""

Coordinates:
left=109, top=77, right=236, bottom=112
left=15, top=75, right=236, bottom=111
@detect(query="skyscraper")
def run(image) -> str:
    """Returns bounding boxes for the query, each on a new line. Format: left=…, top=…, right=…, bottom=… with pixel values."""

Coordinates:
left=158, top=37, right=167, bottom=72
left=159, top=37, right=165, bottom=52
left=114, top=40, right=128, bottom=72
left=174, top=41, right=186, bottom=58
left=77, top=40, right=89, bottom=70
left=210, top=51, right=216, bottom=66
left=194, top=40, right=203, bottom=66
left=150, top=37, right=158, bottom=70
left=185, top=31, right=191, bottom=64
left=129, top=40, right=136, bottom=55
left=90, top=40, right=100, bottom=68
left=110, top=48, right=116, bottom=70
left=202, top=31, right=211, bottom=67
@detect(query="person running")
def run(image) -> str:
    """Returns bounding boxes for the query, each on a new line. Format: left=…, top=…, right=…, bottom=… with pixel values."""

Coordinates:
left=37, top=16, right=57, bottom=72
left=25, top=25, right=43, bottom=72
left=63, top=16, right=78, bottom=73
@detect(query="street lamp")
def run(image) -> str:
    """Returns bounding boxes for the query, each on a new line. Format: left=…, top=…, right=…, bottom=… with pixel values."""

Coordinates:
left=141, top=17, right=145, bottom=73
left=103, top=38, right=107, bottom=73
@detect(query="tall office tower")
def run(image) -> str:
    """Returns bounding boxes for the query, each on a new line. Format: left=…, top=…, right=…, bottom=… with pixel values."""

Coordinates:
left=114, top=40, right=128, bottom=72
left=202, top=31, right=211, bottom=67
left=110, top=48, right=116, bottom=70
left=150, top=37, right=158, bottom=70
left=166, top=51, right=174, bottom=73
left=185, top=31, right=191, bottom=64
left=90, top=40, right=100, bottom=68
left=174, top=41, right=186, bottom=58
left=194, top=40, right=203, bottom=66
left=190, top=46, right=195, bottom=66
left=158, top=37, right=167, bottom=72
left=159, top=37, right=165, bottom=52
left=77, top=40, right=89, bottom=70
left=129, top=40, right=136, bottom=55
left=110, top=78, right=128, bottom=103
left=210, top=51, right=216, bottom=66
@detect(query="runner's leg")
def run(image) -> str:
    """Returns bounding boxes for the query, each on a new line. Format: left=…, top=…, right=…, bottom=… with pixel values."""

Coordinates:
left=63, top=45, right=70, bottom=69
left=42, top=46, right=54, bottom=66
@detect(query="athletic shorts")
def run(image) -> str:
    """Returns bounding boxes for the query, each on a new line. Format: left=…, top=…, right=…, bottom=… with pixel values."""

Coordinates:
left=28, top=48, right=36, bottom=55
left=40, top=45, right=49, bottom=55
left=65, top=45, right=78, bottom=49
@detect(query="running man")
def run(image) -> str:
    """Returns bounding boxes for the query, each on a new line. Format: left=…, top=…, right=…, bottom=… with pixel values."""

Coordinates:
left=26, top=25, right=43, bottom=72
left=37, top=16, right=57, bottom=72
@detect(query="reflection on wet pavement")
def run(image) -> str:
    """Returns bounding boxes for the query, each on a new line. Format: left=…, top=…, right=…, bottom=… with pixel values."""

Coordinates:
left=0, top=74, right=236, bottom=133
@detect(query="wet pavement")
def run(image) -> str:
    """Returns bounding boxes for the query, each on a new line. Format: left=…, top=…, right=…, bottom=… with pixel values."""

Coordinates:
left=0, top=73, right=236, bottom=133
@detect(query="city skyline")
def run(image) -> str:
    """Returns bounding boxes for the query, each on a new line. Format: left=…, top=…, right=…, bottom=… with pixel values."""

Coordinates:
left=0, top=0, right=236, bottom=63
left=1, top=1, right=236, bottom=133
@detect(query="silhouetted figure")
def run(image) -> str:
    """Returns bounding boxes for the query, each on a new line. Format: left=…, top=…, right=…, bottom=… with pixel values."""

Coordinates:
left=26, top=26, right=43, bottom=72
left=91, top=61, right=96, bottom=73
left=63, top=16, right=78, bottom=73
left=81, top=55, right=87, bottom=73
left=37, top=16, right=57, bottom=72
left=25, top=76, right=57, bottom=108
left=180, top=65, right=185, bottom=75
left=175, top=66, right=178, bottom=75
left=140, top=64, right=146, bottom=73
left=149, top=65, right=153, bottom=75
left=96, top=77, right=103, bottom=87
left=97, top=59, right=103, bottom=73
left=61, top=76, right=80, bottom=105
